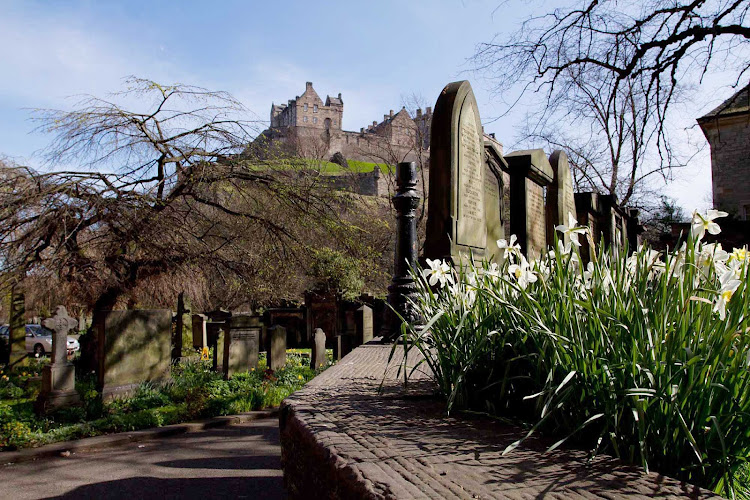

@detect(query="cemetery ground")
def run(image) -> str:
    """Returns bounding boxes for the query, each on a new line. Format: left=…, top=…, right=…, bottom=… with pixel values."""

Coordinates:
left=0, top=351, right=332, bottom=452
left=0, top=417, right=285, bottom=499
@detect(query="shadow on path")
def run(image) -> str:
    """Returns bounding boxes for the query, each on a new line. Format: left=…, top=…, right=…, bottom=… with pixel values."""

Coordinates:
left=44, top=476, right=283, bottom=500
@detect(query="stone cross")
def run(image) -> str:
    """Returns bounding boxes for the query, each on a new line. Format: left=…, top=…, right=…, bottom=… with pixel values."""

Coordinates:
left=36, top=305, right=79, bottom=413
left=42, top=306, right=78, bottom=364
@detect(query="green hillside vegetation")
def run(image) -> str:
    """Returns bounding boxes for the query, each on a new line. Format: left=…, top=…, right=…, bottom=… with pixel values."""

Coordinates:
left=253, top=158, right=392, bottom=174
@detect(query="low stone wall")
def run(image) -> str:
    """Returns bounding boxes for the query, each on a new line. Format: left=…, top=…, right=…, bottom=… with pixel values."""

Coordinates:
left=279, top=342, right=716, bottom=499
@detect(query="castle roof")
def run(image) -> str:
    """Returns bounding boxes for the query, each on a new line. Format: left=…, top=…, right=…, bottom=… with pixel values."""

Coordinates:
left=326, top=95, right=343, bottom=106
left=698, top=84, right=750, bottom=122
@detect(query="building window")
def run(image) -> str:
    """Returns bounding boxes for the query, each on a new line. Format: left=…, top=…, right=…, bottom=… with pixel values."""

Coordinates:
left=304, top=103, right=308, bottom=112
left=313, top=117, right=318, bottom=124
left=313, top=104, right=318, bottom=113
left=303, top=116, right=308, bottom=123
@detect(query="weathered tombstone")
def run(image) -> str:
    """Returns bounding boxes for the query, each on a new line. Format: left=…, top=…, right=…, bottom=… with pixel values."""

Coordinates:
left=8, top=288, right=26, bottom=364
left=172, top=292, right=189, bottom=362
left=354, top=305, right=373, bottom=347
left=504, top=149, right=554, bottom=258
left=191, top=314, right=208, bottom=349
left=425, top=80, right=487, bottom=263
left=267, top=325, right=287, bottom=371
left=331, top=335, right=343, bottom=361
left=206, top=309, right=231, bottom=372
left=223, top=314, right=261, bottom=378
left=97, top=310, right=172, bottom=398
left=36, top=306, right=79, bottom=412
left=265, top=307, right=305, bottom=348
left=305, top=291, right=339, bottom=344
left=484, top=137, right=509, bottom=260
left=311, top=328, right=326, bottom=370
left=546, top=150, right=577, bottom=246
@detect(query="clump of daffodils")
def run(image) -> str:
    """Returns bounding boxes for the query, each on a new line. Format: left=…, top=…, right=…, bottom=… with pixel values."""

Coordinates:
left=419, top=210, right=746, bottom=324
left=408, top=210, right=749, bottom=497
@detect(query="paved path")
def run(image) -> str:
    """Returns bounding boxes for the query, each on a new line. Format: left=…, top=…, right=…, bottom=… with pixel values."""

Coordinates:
left=0, top=418, right=285, bottom=500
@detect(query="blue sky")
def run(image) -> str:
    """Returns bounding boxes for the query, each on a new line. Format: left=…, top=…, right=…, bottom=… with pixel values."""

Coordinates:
left=0, top=0, right=734, bottom=213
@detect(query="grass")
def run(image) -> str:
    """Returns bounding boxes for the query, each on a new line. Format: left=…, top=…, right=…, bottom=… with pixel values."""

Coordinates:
left=0, top=350, right=333, bottom=451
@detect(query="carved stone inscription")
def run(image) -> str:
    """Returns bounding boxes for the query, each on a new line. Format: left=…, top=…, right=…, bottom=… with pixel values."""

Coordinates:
left=456, top=100, right=486, bottom=249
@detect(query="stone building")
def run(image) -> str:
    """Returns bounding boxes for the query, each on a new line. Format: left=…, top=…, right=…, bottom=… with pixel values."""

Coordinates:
left=698, top=84, right=750, bottom=220
left=260, top=82, right=431, bottom=165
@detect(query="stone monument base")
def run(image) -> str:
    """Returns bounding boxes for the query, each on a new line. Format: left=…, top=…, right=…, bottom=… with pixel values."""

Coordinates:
left=35, top=363, right=79, bottom=413
left=35, top=389, right=81, bottom=413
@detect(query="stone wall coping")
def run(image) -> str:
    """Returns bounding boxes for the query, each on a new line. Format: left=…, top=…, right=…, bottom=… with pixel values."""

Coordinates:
left=280, top=342, right=717, bottom=499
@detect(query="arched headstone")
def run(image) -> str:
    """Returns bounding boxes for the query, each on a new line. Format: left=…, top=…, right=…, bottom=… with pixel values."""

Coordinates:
left=546, top=150, right=577, bottom=246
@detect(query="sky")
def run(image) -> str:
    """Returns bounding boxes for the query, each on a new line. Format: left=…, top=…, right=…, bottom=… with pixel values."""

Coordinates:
left=0, top=0, right=738, bottom=214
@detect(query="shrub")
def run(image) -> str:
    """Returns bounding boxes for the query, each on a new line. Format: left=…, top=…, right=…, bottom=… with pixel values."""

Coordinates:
left=404, top=211, right=749, bottom=497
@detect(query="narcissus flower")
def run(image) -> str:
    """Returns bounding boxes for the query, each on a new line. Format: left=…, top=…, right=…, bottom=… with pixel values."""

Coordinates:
left=691, top=209, right=728, bottom=241
left=714, top=269, right=742, bottom=320
left=423, top=258, right=454, bottom=288
left=555, top=212, right=588, bottom=247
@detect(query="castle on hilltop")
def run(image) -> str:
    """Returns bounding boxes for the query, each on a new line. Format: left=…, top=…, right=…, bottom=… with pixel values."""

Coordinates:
left=258, top=82, right=432, bottom=165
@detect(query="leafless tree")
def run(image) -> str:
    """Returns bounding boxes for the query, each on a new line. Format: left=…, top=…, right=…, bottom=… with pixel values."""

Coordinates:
left=475, top=0, right=749, bottom=205
left=0, top=78, right=349, bottom=323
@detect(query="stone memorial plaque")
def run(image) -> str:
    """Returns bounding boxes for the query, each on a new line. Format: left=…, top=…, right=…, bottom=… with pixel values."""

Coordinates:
left=224, top=314, right=261, bottom=378
left=505, top=149, right=554, bottom=257
left=97, top=309, right=172, bottom=395
left=425, top=80, right=487, bottom=263
left=456, top=100, right=486, bottom=249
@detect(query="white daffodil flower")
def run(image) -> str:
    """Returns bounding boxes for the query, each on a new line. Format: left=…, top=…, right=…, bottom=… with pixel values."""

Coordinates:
left=691, top=209, right=728, bottom=241
left=555, top=212, right=588, bottom=247
left=729, top=247, right=748, bottom=264
left=423, top=258, right=454, bottom=288
left=497, top=235, right=522, bottom=261
left=714, top=269, right=742, bottom=320
left=508, top=257, right=538, bottom=289
left=484, top=262, right=501, bottom=282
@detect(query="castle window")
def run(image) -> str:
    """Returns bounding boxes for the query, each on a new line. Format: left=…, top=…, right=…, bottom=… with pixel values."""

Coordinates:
left=304, top=103, right=308, bottom=112
left=303, top=116, right=308, bottom=123
left=313, top=117, right=318, bottom=124
left=313, top=104, right=318, bottom=113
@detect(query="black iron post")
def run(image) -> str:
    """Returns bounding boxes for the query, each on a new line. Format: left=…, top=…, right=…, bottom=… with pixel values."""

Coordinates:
left=384, top=162, right=421, bottom=341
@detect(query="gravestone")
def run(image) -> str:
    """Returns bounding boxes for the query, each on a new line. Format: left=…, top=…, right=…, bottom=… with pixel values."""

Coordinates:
left=191, top=314, right=208, bottom=349
left=206, top=309, right=231, bottom=372
left=354, top=305, right=373, bottom=347
left=484, top=137, right=509, bottom=260
left=311, top=328, right=327, bottom=370
left=267, top=325, right=287, bottom=371
left=8, top=288, right=25, bottom=364
left=546, top=150, right=577, bottom=246
left=305, top=291, right=339, bottom=343
left=36, top=306, right=79, bottom=412
left=172, top=292, right=189, bottom=362
left=504, top=149, right=554, bottom=258
left=223, top=314, right=261, bottom=378
left=425, top=80, right=488, bottom=263
left=265, top=307, right=305, bottom=348
left=97, top=310, right=172, bottom=398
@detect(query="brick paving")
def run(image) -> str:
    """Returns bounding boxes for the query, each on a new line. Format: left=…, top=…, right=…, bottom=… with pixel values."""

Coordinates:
left=280, top=342, right=717, bottom=499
